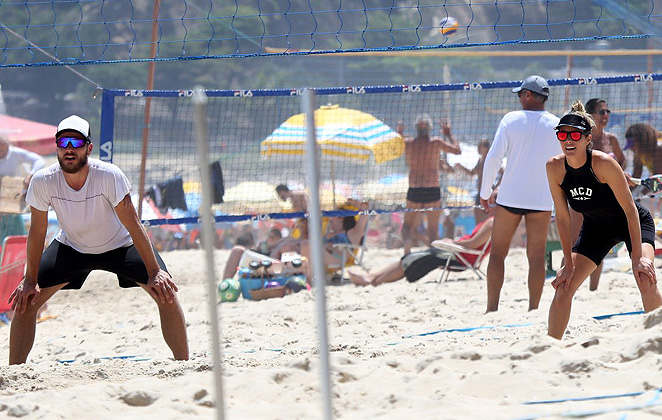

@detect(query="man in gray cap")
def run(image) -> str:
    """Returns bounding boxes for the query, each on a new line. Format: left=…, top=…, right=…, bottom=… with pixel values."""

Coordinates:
left=479, top=75, right=561, bottom=313
left=7, top=115, right=189, bottom=364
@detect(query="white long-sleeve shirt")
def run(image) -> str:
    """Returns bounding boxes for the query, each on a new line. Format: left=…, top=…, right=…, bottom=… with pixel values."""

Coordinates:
left=0, top=146, right=45, bottom=178
left=480, top=110, right=561, bottom=211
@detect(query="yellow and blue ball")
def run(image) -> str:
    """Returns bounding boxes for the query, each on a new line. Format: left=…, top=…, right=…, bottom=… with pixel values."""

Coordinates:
left=439, top=16, right=459, bottom=36
left=218, top=278, right=240, bottom=302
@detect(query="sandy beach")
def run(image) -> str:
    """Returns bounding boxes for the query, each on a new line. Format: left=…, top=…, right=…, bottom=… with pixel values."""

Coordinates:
left=0, top=246, right=661, bottom=419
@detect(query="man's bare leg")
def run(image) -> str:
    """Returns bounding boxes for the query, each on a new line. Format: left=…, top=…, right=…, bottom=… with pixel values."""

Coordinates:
left=402, top=202, right=423, bottom=255
left=348, top=270, right=373, bottom=286
left=349, top=261, right=406, bottom=286
left=222, top=245, right=247, bottom=279
left=485, top=206, right=522, bottom=312
left=142, top=285, right=189, bottom=360
left=426, top=200, right=442, bottom=245
left=524, top=211, right=552, bottom=311
left=9, top=284, right=65, bottom=365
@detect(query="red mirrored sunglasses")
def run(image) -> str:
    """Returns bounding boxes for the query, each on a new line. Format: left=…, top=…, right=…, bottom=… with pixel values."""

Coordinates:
left=556, top=131, right=585, bottom=142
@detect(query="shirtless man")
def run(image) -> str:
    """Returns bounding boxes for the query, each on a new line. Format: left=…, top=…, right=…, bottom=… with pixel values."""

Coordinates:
left=276, top=184, right=307, bottom=213
left=398, top=114, right=461, bottom=254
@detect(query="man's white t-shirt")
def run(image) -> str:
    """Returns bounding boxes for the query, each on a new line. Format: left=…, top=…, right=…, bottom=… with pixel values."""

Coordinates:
left=480, top=110, right=561, bottom=211
left=26, top=158, right=133, bottom=254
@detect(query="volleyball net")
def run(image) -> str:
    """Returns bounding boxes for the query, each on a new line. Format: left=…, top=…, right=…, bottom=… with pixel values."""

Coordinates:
left=102, top=73, right=662, bottom=229
left=1, top=0, right=658, bottom=68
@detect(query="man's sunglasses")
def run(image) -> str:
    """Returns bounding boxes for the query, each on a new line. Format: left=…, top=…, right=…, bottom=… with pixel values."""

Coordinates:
left=597, top=109, right=611, bottom=115
left=556, top=131, right=587, bottom=141
left=56, top=137, right=88, bottom=148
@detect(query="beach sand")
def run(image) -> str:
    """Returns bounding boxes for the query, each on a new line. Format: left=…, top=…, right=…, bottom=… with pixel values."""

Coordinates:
left=0, top=247, right=661, bottom=419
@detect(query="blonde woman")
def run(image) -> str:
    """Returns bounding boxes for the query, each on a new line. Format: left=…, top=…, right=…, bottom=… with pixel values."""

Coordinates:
left=546, top=101, right=662, bottom=339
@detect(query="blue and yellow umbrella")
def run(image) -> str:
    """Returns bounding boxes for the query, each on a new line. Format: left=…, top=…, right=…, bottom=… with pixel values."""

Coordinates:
left=260, top=104, right=404, bottom=164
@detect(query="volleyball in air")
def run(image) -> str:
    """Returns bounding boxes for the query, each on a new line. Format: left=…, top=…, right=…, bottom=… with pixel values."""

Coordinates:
left=218, top=278, right=240, bottom=302
left=438, top=16, right=459, bottom=36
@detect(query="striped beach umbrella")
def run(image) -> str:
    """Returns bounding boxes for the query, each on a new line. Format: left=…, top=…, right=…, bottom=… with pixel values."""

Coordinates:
left=260, top=104, right=404, bottom=164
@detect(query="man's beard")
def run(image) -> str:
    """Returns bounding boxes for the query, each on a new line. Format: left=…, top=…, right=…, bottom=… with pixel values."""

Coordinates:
left=58, top=153, right=88, bottom=174
left=416, top=126, right=429, bottom=138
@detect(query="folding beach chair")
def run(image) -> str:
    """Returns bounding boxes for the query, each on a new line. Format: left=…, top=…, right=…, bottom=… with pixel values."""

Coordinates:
left=331, top=240, right=367, bottom=282
left=0, top=235, right=28, bottom=313
left=328, top=216, right=371, bottom=283
left=432, top=236, right=492, bottom=282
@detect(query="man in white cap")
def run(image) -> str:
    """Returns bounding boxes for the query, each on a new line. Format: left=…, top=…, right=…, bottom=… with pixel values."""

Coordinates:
left=479, top=75, right=561, bottom=312
left=7, top=115, right=189, bottom=364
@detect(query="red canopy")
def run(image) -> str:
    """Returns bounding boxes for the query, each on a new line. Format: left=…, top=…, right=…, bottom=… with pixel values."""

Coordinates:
left=0, top=115, right=56, bottom=155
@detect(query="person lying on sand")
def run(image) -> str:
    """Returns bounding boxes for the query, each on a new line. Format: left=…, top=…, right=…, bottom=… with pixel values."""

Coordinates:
left=349, top=216, right=493, bottom=286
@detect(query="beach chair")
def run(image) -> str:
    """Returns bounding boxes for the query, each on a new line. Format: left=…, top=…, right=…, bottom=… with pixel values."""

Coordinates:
left=331, top=240, right=367, bottom=282
left=328, top=215, right=370, bottom=283
left=432, top=237, right=491, bottom=282
left=0, top=235, right=28, bottom=313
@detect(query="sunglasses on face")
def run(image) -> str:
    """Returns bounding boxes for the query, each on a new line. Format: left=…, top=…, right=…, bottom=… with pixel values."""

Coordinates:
left=597, top=109, right=611, bottom=115
left=56, top=137, right=88, bottom=148
left=556, top=131, right=585, bottom=141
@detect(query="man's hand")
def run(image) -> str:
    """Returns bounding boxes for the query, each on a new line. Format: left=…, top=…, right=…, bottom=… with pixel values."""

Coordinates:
left=146, top=269, right=178, bottom=304
left=479, top=189, right=497, bottom=212
left=440, top=119, right=452, bottom=137
left=395, top=119, right=404, bottom=136
left=23, top=174, right=34, bottom=190
left=8, top=279, right=40, bottom=314
left=479, top=197, right=490, bottom=213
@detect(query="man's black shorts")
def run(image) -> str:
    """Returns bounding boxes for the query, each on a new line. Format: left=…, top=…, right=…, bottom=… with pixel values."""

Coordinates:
left=406, top=187, right=441, bottom=204
left=401, top=247, right=464, bottom=282
left=37, top=240, right=168, bottom=290
left=498, top=204, right=544, bottom=216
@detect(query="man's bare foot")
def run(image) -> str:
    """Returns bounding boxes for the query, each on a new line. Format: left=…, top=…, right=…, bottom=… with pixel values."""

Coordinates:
left=348, top=270, right=372, bottom=286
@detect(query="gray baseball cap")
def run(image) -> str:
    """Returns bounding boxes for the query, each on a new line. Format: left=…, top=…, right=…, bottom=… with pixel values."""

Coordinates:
left=512, top=75, right=549, bottom=97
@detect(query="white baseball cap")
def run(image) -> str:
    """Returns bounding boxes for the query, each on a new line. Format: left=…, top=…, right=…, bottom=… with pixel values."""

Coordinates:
left=56, top=115, right=91, bottom=140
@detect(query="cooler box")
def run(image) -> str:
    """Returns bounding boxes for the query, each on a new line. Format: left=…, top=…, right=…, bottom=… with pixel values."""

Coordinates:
left=237, top=268, right=290, bottom=300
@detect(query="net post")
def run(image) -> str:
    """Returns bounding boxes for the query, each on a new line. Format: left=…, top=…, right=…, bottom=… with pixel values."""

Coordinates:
left=303, top=88, right=333, bottom=420
left=99, top=89, right=115, bottom=163
left=193, top=86, right=226, bottom=420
